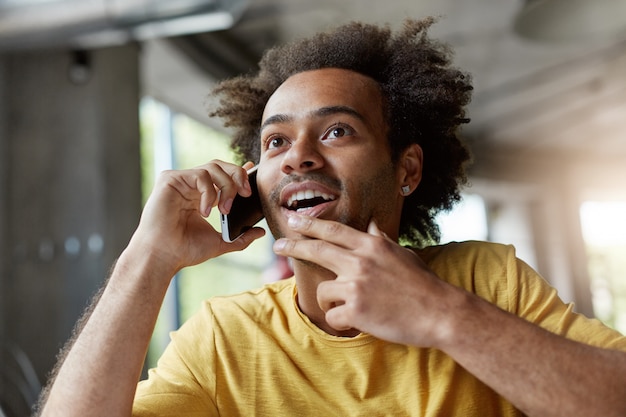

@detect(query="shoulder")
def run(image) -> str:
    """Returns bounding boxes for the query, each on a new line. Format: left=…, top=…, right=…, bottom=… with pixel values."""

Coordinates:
left=417, top=240, right=517, bottom=275
left=415, top=241, right=521, bottom=310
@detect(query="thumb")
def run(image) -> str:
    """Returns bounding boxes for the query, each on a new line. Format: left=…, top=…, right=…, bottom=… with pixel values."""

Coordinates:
left=220, top=226, right=266, bottom=254
left=367, top=219, right=390, bottom=240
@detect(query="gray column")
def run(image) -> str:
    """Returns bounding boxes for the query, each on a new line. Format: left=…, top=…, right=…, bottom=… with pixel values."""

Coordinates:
left=0, top=44, right=142, bottom=407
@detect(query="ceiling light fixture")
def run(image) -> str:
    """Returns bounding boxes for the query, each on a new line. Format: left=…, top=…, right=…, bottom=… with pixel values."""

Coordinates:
left=514, top=0, right=626, bottom=42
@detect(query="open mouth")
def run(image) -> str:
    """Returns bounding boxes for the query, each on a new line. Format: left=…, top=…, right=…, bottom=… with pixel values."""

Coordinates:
left=286, top=189, right=336, bottom=212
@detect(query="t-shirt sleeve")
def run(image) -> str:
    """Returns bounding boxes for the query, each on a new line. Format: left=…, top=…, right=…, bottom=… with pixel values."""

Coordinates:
left=132, top=302, right=218, bottom=417
left=505, top=245, right=626, bottom=351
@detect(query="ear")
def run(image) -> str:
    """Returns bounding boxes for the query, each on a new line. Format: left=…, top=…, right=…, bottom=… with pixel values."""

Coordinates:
left=397, top=143, right=423, bottom=196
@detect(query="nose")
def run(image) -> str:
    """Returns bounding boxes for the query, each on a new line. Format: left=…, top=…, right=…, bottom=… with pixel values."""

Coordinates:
left=280, top=136, right=324, bottom=174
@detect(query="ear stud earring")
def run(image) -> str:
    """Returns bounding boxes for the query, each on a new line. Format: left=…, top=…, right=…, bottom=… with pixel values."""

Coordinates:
left=401, top=185, right=411, bottom=195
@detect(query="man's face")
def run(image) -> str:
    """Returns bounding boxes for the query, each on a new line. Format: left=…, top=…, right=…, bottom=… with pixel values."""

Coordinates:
left=257, top=68, right=404, bottom=240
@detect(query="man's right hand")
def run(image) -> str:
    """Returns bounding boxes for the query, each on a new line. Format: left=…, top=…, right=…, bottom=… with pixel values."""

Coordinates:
left=36, top=160, right=266, bottom=417
left=128, top=159, right=266, bottom=280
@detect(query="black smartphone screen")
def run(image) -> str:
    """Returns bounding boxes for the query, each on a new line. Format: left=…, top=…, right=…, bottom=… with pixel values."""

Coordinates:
left=220, top=167, right=265, bottom=242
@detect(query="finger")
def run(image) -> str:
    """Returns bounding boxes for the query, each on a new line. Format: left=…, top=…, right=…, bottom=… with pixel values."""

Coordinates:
left=194, top=161, right=251, bottom=214
left=157, top=169, right=216, bottom=217
left=324, top=304, right=354, bottom=332
left=317, top=280, right=349, bottom=313
left=367, top=218, right=391, bottom=240
left=178, top=168, right=225, bottom=217
left=273, top=215, right=374, bottom=272
left=219, top=226, right=266, bottom=253
left=284, top=215, right=365, bottom=249
left=317, top=281, right=355, bottom=331
left=273, top=236, right=348, bottom=273
left=211, top=160, right=253, bottom=196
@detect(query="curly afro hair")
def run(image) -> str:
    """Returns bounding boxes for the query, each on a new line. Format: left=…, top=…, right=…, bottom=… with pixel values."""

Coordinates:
left=209, top=17, right=473, bottom=247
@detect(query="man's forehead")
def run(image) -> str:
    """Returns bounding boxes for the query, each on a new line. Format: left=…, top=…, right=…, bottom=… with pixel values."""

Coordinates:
left=261, top=68, right=383, bottom=125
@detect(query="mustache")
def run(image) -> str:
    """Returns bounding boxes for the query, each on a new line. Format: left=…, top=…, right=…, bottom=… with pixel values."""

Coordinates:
left=268, top=173, right=343, bottom=203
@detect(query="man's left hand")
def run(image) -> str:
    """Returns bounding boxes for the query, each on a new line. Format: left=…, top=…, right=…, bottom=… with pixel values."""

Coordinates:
left=273, top=215, right=465, bottom=348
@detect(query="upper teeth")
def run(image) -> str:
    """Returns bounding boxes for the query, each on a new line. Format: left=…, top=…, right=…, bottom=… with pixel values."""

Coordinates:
left=287, top=189, right=336, bottom=208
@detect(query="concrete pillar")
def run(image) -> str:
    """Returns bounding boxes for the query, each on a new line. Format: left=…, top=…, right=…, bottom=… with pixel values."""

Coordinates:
left=0, top=44, right=142, bottom=410
left=468, top=149, right=595, bottom=316
left=0, top=51, right=8, bottom=368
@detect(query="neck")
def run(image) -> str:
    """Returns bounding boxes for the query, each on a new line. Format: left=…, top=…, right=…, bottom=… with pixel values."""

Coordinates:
left=292, top=259, right=360, bottom=338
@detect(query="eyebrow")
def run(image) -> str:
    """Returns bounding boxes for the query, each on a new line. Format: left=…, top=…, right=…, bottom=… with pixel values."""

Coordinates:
left=260, top=105, right=366, bottom=132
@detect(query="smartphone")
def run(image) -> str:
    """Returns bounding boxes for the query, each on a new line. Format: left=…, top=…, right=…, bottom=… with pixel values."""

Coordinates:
left=220, top=166, right=265, bottom=242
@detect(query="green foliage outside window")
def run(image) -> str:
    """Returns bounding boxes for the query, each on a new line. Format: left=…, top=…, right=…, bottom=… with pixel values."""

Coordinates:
left=139, top=98, right=272, bottom=369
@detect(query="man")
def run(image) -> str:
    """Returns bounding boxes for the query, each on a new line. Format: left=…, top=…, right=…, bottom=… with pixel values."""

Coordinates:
left=38, top=18, right=626, bottom=417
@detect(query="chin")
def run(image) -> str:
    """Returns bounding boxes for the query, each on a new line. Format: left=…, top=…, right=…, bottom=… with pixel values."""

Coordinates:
left=263, top=211, right=287, bottom=241
left=293, top=257, right=335, bottom=275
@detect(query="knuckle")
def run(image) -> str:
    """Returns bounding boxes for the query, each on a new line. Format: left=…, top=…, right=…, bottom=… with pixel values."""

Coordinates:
left=345, top=281, right=366, bottom=313
left=312, top=239, right=327, bottom=254
left=206, top=159, right=222, bottom=170
left=288, top=239, right=300, bottom=253
left=324, top=221, right=343, bottom=236
left=364, top=235, right=395, bottom=259
left=373, top=234, right=393, bottom=251
left=345, top=280, right=360, bottom=296
left=352, top=255, right=374, bottom=275
left=194, top=168, right=213, bottom=184
left=157, top=169, right=176, bottom=183
left=233, top=165, right=248, bottom=180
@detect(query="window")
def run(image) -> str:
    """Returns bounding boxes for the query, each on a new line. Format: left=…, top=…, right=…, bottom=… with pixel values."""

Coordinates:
left=140, top=98, right=273, bottom=368
left=437, top=193, right=488, bottom=243
left=580, top=201, right=626, bottom=334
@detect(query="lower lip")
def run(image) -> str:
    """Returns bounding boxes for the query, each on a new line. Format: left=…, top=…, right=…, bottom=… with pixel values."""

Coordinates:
left=281, top=201, right=335, bottom=219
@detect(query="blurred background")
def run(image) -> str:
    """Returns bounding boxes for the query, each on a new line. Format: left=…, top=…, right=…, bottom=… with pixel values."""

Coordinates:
left=1, top=0, right=626, bottom=414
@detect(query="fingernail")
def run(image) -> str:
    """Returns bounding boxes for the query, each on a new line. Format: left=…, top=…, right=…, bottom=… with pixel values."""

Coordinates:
left=367, top=219, right=378, bottom=234
left=273, top=238, right=286, bottom=251
left=288, top=215, right=303, bottom=228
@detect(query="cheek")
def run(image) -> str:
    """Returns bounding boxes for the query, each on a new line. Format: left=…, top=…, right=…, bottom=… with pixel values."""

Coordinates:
left=255, top=170, right=287, bottom=238
left=254, top=169, right=272, bottom=209
left=257, top=181, right=276, bottom=215
left=358, top=161, right=398, bottom=207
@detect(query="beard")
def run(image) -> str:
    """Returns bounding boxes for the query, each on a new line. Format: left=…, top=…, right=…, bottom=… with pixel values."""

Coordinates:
left=261, top=161, right=398, bottom=242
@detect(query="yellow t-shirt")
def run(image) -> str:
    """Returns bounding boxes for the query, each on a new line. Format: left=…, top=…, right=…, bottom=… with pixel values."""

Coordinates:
left=133, top=241, right=626, bottom=416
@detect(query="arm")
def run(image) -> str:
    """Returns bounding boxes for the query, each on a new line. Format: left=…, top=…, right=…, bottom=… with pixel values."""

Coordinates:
left=273, top=215, right=626, bottom=417
left=36, top=161, right=265, bottom=417
left=440, top=292, right=626, bottom=417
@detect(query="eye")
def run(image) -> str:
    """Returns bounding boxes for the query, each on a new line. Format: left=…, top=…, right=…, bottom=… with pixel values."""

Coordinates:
left=266, top=136, right=290, bottom=150
left=325, top=124, right=354, bottom=140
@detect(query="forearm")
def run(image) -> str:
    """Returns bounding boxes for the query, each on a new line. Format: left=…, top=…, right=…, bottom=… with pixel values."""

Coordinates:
left=439, top=291, right=626, bottom=417
left=34, top=161, right=261, bottom=416
left=38, top=246, right=176, bottom=417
